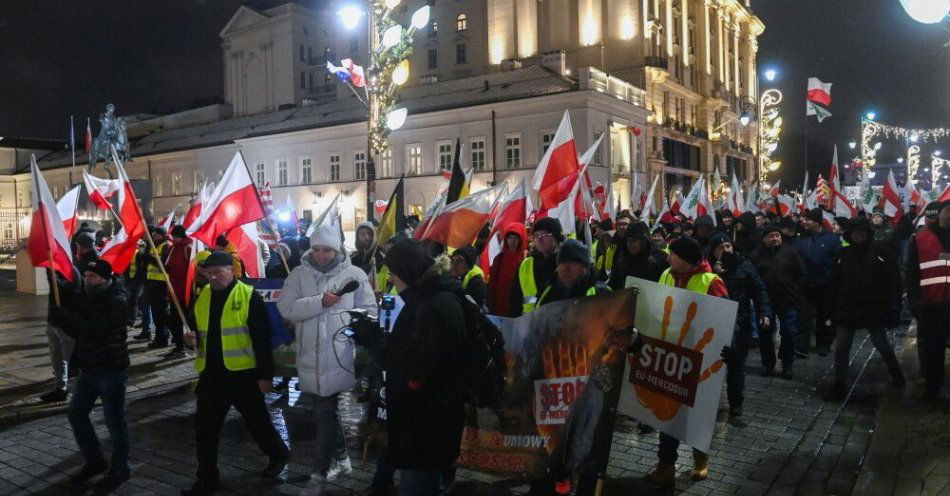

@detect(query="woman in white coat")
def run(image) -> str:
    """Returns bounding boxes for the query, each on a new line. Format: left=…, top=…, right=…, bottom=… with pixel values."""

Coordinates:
left=277, top=219, right=376, bottom=490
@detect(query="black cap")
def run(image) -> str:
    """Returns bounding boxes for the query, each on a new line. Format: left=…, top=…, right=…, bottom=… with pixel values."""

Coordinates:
left=75, top=232, right=95, bottom=249
left=384, top=239, right=434, bottom=287
left=453, top=245, right=478, bottom=268
left=761, top=222, right=782, bottom=237
left=668, top=236, right=703, bottom=265
left=170, top=225, right=187, bottom=239
left=557, top=239, right=591, bottom=266
left=83, top=259, right=113, bottom=279
left=201, top=251, right=234, bottom=268
left=532, top=217, right=564, bottom=242
left=806, top=208, right=824, bottom=223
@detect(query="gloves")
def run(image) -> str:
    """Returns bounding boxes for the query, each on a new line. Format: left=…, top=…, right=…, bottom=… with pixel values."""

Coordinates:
left=624, top=334, right=644, bottom=355
left=720, top=346, right=733, bottom=365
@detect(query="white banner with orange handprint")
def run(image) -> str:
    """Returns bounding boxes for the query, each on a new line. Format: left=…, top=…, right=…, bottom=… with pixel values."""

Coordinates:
left=618, top=277, right=737, bottom=454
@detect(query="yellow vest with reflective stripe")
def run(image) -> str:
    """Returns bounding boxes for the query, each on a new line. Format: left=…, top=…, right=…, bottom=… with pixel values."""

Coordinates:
left=658, top=268, right=719, bottom=295
left=376, top=265, right=398, bottom=295
left=146, top=244, right=168, bottom=282
left=193, top=281, right=257, bottom=372
left=462, top=266, right=484, bottom=290
left=518, top=257, right=540, bottom=314
left=595, top=244, right=617, bottom=273
left=535, top=284, right=597, bottom=309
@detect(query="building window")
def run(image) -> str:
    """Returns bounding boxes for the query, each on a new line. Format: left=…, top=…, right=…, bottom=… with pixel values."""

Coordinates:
left=3, top=223, right=12, bottom=240
left=407, top=144, right=423, bottom=175
left=277, top=159, right=289, bottom=186
left=428, top=21, right=438, bottom=38
left=309, top=73, right=315, bottom=89
left=456, top=13, right=467, bottom=31
left=253, top=163, right=265, bottom=187
left=354, top=152, right=367, bottom=180
left=470, top=138, right=486, bottom=171
left=329, top=154, right=340, bottom=181
left=541, top=132, right=555, bottom=156
left=172, top=171, right=183, bottom=195
left=437, top=142, right=453, bottom=171
left=300, top=71, right=306, bottom=89
left=307, top=46, right=313, bottom=64
left=299, top=44, right=305, bottom=62
left=428, top=49, right=438, bottom=69
left=154, top=173, right=164, bottom=196
left=301, top=157, right=313, bottom=184
left=456, top=44, right=467, bottom=64
left=380, top=148, right=394, bottom=177
left=505, top=135, right=521, bottom=169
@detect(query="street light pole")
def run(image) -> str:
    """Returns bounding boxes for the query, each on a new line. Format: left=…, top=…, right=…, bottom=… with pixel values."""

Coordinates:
left=366, top=7, right=378, bottom=223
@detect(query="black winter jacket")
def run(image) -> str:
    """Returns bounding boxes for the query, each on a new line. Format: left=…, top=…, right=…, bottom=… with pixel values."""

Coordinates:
left=608, top=247, right=669, bottom=289
left=46, top=265, right=82, bottom=324
left=829, top=240, right=901, bottom=328
left=733, top=213, right=761, bottom=257
left=751, top=242, right=807, bottom=315
left=53, top=278, right=130, bottom=374
left=713, top=252, right=772, bottom=330
left=385, top=273, right=467, bottom=470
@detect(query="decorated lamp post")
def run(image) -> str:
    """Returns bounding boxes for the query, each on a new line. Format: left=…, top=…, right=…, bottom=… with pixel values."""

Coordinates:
left=757, top=68, right=782, bottom=183
left=336, top=1, right=430, bottom=222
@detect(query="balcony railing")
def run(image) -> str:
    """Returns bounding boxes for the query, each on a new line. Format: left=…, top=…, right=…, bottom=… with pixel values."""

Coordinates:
left=645, top=56, right=669, bottom=70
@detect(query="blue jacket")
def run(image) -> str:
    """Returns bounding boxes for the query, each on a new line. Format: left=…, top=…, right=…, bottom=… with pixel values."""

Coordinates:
left=796, top=229, right=840, bottom=288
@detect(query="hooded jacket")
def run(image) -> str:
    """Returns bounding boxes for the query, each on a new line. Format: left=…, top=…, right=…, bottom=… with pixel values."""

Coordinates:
left=277, top=249, right=377, bottom=396
left=488, top=223, right=528, bottom=316
left=796, top=227, right=840, bottom=288
left=733, top=212, right=761, bottom=257
left=693, top=215, right=716, bottom=252
left=608, top=222, right=669, bottom=289
left=351, top=221, right=384, bottom=276
left=751, top=240, right=807, bottom=315
left=829, top=222, right=901, bottom=328
left=164, top=236, right=193, bottom=302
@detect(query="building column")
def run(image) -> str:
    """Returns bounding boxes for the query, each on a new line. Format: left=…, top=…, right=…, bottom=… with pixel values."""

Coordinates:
left=701, top=0, right=711, bottom=75
left=716, top=7, right=725, bottom=84
left=681, top=0, right=690, bottom=66
left=732, top=22, right=740, bottom=96
left=665, top=0, right=674, bottom=57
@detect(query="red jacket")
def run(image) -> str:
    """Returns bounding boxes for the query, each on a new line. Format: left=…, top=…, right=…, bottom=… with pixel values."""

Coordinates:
left=668, top=260, right=729, bottom=298
left=488, top=223, right=528, bottom=316
left=163, top=237, right=193, bottom=303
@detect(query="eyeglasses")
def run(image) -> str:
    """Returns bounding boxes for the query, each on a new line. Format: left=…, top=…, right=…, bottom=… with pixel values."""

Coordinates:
left=532, top=232, right=553, bottom=240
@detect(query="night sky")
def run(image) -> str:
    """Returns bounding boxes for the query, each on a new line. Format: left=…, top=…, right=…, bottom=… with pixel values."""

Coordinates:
left=0, top=0, right=947, bottom=187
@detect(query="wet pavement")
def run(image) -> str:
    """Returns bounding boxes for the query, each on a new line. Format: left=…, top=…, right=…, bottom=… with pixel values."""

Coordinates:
left=0, top=286, right=948, bottom=495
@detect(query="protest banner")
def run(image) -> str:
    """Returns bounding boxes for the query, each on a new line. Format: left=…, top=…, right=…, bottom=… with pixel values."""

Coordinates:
left=618, top=277, right=737, bottom=454
left=457, top=288, right=637, bottom=482
left=248, top=278, right=295, bottom=373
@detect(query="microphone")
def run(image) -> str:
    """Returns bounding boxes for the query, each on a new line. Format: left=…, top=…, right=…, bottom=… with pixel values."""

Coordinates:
left=334, top=280, right=360, bottom=296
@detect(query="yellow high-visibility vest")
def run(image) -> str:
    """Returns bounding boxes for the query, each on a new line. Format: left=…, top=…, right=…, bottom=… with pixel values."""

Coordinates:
left=462, top=266, right=485, bottom=290
left=595, top=244, right=617, bottom=273
left=518, top=257, right=539, bottom=314
left=658, top=268, right=719, bottom=294
left=535, top=284, right=597, bottom=308
left=193, top=281, right=257, bottom=372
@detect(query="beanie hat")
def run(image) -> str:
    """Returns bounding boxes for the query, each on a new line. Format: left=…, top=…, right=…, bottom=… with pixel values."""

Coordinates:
left=761, top=222, right=782, bottom=237
left=532, top=217, right=564, bottom=242
left=84, top=259, right=113, bottom=279
left=309, top=218, right=343, bottom=251
left=384, top=239, right=434, bottom=287
left=453, top=245, right=478, bottom=268
left=708, top=232, right=731, bottom=257
left=925, top=202, right=941, bottom=217
left=151, top=226, right=167, bottom=237
left=556, top=239, right=591, bottom=266
left=871, top=206, right=885, bottom=217
left=170, top=225, right=187, bottom=239
left=75, top=232, right=95, bottom=249
left=201, top=251, right=234, bottom=268
left=806, top=208, right=824, bottom=224
left=668, top=236, right=703, bottom=265
left=597, top=219, right=614, bottom=231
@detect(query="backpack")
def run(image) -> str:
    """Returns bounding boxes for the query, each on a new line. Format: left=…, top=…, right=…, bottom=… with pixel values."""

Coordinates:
left=455, top=294, right=507, bottom=408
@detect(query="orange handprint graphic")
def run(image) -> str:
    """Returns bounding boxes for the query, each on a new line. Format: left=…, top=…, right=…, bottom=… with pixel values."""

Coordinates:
left=535, top=339, right=591, bottom=453
left=631, top=295, right=724, bottom=421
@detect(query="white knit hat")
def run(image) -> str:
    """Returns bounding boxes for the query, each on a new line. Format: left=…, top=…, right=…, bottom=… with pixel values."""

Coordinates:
left=309, top=205, right=342, bottom=251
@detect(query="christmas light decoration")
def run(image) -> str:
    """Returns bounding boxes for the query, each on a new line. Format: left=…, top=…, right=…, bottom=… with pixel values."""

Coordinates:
left=759, top=89, right=783, bottom=181
left=908, top=145, right=921, bottom=184
left=898, top=0, right=950, bottom=24
left=861, top=118, right=950, bottom=173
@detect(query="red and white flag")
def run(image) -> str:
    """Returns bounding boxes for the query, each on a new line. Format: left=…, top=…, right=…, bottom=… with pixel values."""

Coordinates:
left=903, top=176, right=920, bottom=211
left=418, top=184, right=507, bottom=249
left=478, top=181, right=525, bottom=275
left=259, top=181, right=276, bottom=225
left=159, top=203, right=183, bottom=232
left=641, top=175, right=660, bottom=219
left=769, top=194, right=796, bottom=217
left=99, top=158, right=147, bottom=274
left=670, top=190, right=684, bottom=216
left=183, top=181, right=212, bottom=230
left=769, top=180, right=781, bottom=198
left=652, top=198, right=673, bottom=232
left=341, top=59, right=366, bottom=88
left=227, top=222, right=266, bottom=278
left=186, top=152, right=266, bottom=246
left=699, top=179, right=716, bottom=225
left=56, top=185, right=82, bottom=236
left=821, top=209, right=836, bottom=232
left=82, top=170, right=120, bottom=210
left=27, top=157, right=75, bottom=281
left=882, top=170, right=904, bottom=219
left=533, top=111, right=580, bottom=211
left=375, top=199, right=389, bottom=214
left=807, top=77, right=832, bottom=106
left=727, top=173, right=745, bottom=217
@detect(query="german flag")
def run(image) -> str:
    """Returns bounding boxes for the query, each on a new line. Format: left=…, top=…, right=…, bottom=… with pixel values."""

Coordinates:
left=445, top=137, right=471, bottom=203
left=376, top=175, right=406, bottom=248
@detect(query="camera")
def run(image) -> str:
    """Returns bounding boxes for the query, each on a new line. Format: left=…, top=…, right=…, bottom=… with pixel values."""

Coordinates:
left=343, top=309, right=384, bottom=347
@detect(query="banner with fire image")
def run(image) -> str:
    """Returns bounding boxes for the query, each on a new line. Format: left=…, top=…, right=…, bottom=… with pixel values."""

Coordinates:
left=618, top=277, right=737, bottom=454
left=457, top=289, right=638, bottom=480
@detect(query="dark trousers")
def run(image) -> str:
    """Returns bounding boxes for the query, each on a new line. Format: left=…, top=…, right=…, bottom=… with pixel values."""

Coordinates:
left=126, top=279, right=151, bottom=329
left=167, top=298, right=185, bottom=350
left=761, top=310, right=798, bottom=371
left=147, top=281, right=169, bottom=343
left=398, top=469, right=442, bottom=496
left=916, top=305, right=950, bottom=394
left=194, top=377, right=287, bottom=481
left=725, top=322, right=750, bottom=410
left=68, top=370, right=130, bottom=472
left=312, top=393, right=347, bottom=476
left=370, top=450, right=397, bottom=495
left=797, top=285, right=833, bottom=352
left=657, top=432, right=703, bottom=465
left=834, top=326, right=901, bottom=388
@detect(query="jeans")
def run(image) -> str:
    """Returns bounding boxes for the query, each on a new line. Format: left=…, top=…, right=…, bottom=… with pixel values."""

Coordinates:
left=68, top=370, right=130, bottom=472
left=46, top=324, right=75, bottom=391
left=313, top=393, right=347, bottom=476
left=398, top=469, right=442, bottom=496
left=147, top=281, right=169, bottom=343
left=126, top=279, right=151, bottom=329
left=760, top=310, right=797, bottom=371
left=167, top=298, right=186, bottom=350
left=916, top=305, right=950, bottom=393
left=834, top=326, right=901, bottom=388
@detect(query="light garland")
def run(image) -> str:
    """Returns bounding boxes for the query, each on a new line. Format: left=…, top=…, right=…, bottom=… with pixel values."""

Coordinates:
left=758, top=89, right=783, bottom=182
left=934, top=155, right=949, bottom=190
left=862, top=118, right=950, bottom=144
left=908, top=145, right=921, bottom=184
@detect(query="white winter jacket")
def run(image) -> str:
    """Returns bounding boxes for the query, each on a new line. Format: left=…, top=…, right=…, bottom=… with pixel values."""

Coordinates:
left=276, top=251, right=377, bottom=397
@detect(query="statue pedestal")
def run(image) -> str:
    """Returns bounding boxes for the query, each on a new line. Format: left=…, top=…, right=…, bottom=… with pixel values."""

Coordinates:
left=15, top=249, right=49, bottom=295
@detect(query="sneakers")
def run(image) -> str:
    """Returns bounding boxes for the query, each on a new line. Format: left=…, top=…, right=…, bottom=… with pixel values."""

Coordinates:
left=164, top=348, right=186, bottom=359
left=691, top=452, right=709, bottom=481
left=39, top=389, right=68, bottom=403
left=261, top=449, right=291, bottom=479
left=180, top=477, right=220, bottom=496
left=95, top=469, right=131, bottom=489
left=70, top=459, right=108, bottom=484
left=326, top=456, right=353, bottom=482
left=642, top=463, right=676, bottom=488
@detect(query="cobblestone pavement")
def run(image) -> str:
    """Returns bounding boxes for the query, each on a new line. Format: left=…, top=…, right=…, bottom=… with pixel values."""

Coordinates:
left=0, top=288, right=946, bottom=496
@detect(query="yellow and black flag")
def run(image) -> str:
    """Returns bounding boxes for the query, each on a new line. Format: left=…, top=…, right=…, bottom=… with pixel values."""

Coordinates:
left=446, top=137, right=472, bottom=203
left=376, top=175, right=406, bottom=248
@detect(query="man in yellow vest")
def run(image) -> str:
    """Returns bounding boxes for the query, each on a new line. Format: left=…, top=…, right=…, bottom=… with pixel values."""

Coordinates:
left=449, top=245, right=487, bottom=308
left=145, top=227, right=172, bottom=350
left=591, top=219, right=615, bottom=281
left=645, top=236, right=729, bottom=488
left=181, top=252, right=290, bottom=496
left=509, top=217, right=563, bottom=317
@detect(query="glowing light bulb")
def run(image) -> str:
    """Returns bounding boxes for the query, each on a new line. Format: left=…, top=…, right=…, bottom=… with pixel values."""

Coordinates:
left=382, top=25, right=403, bottom=49
left=411, top=6, right=431, bottom=29
left=392, top=59, right=409, bottom=86
left=764, top=69, right=777, bottom=81
left=387, top=107, right=408, bottom=130
left=338, top=6, right=363, bottom=30
left=899, top=0, right=949, bottom=24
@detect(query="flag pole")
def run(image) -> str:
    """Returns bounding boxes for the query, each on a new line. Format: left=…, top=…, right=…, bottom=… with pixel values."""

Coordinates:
left=32, top=163, right=63, bottom=307
left=237, top=151, right=291, bottom=275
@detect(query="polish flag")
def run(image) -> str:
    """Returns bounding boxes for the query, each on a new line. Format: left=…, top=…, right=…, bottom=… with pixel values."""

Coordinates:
left=533, top=111, right=580, bottom=210
left=478, top=181, right=524, bottom=276
left=642, top=175, right=660, bottom=219
left=187, top=152, right=266, bottom=246
left=670, top=191, right=684, bottom=216
left=727, top=173, right=745, bottom=217
left=27, top=156, right=75, bottom=281
left=831, top=189, right=858, bottom=219
left=769, top=180, right=781, bottom=198
left=769, top=194, right=796, bottom=217
left=82, top=170, right=120, bottom=210
left=937, top=185, right=950, bottom=203
left=698, top=180, right=716, bottom=225
left=806, top=77, right=833, bottom=106
left=84, top=118, right=93, bottom=154
left=56, top=185, right=82, bottom=236
left=159, top=203, right=183, bottom=232
left=903, top=176, right=920, bottom=211
left=821, top=209, right=837, bottom=232
left=652, top=198, right=673, bottom=232
left=418, top=184, right=507, bottom=249
left=99, top=159, right=147, bottom=274
left=882, top=170, right=904, bottom=219
left=182, top=181, right=212, bottom=229
left=227, top=222, right=266, bottom=278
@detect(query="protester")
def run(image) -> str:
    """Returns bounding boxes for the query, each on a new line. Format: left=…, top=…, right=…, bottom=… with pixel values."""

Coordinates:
left=127, top=241, right=153, bottom=340
left=535, top=239, right=609, bottom=306
left=754, top=211, right=767, bottom=230
left=644, top=237, right=728, bottom=488
left=212, top=233, right=245, bottom=278
left=74, top=231, right=100, bottom=273
left=181, top=252, right=290, bottom=495
left=162, top=225, right=193, bottom=359
left=718, top=209, right=735, bottom=232
left=709, top=233, right=771, bottom=424
left=796, top=208, right=840, bottom=357
left=509, top=217, right=563, bottom=317
left=381, top=239, right=467, bottom=496
left=905, top=199, right=950, bottom=401
left=351, top=222, right=384, bottom=276
left=40, top=263, right=82, bottom=403
left=145, top=227, right=171, bottom=350
left=265, top=243, right=294, bottom=278
left=733, top=212, right=760, bottom=256
left=450, top=245, right=487, bottom=308
left=828, top=218, right=904, bottom=399
left=778, top=216, right=799, bottom=248
left=608, top=221, right=669, bottom=289
left=49, top=260, right=132, bottom=489
left=693, top=215, right=716, bottom=254
left=488, top=223, right=527, bottom=316
left=651, top=226, right=668, bottom=252
left=591, top=219, right=615, bottom=280
left=752, top=223, right=807, bottom=378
